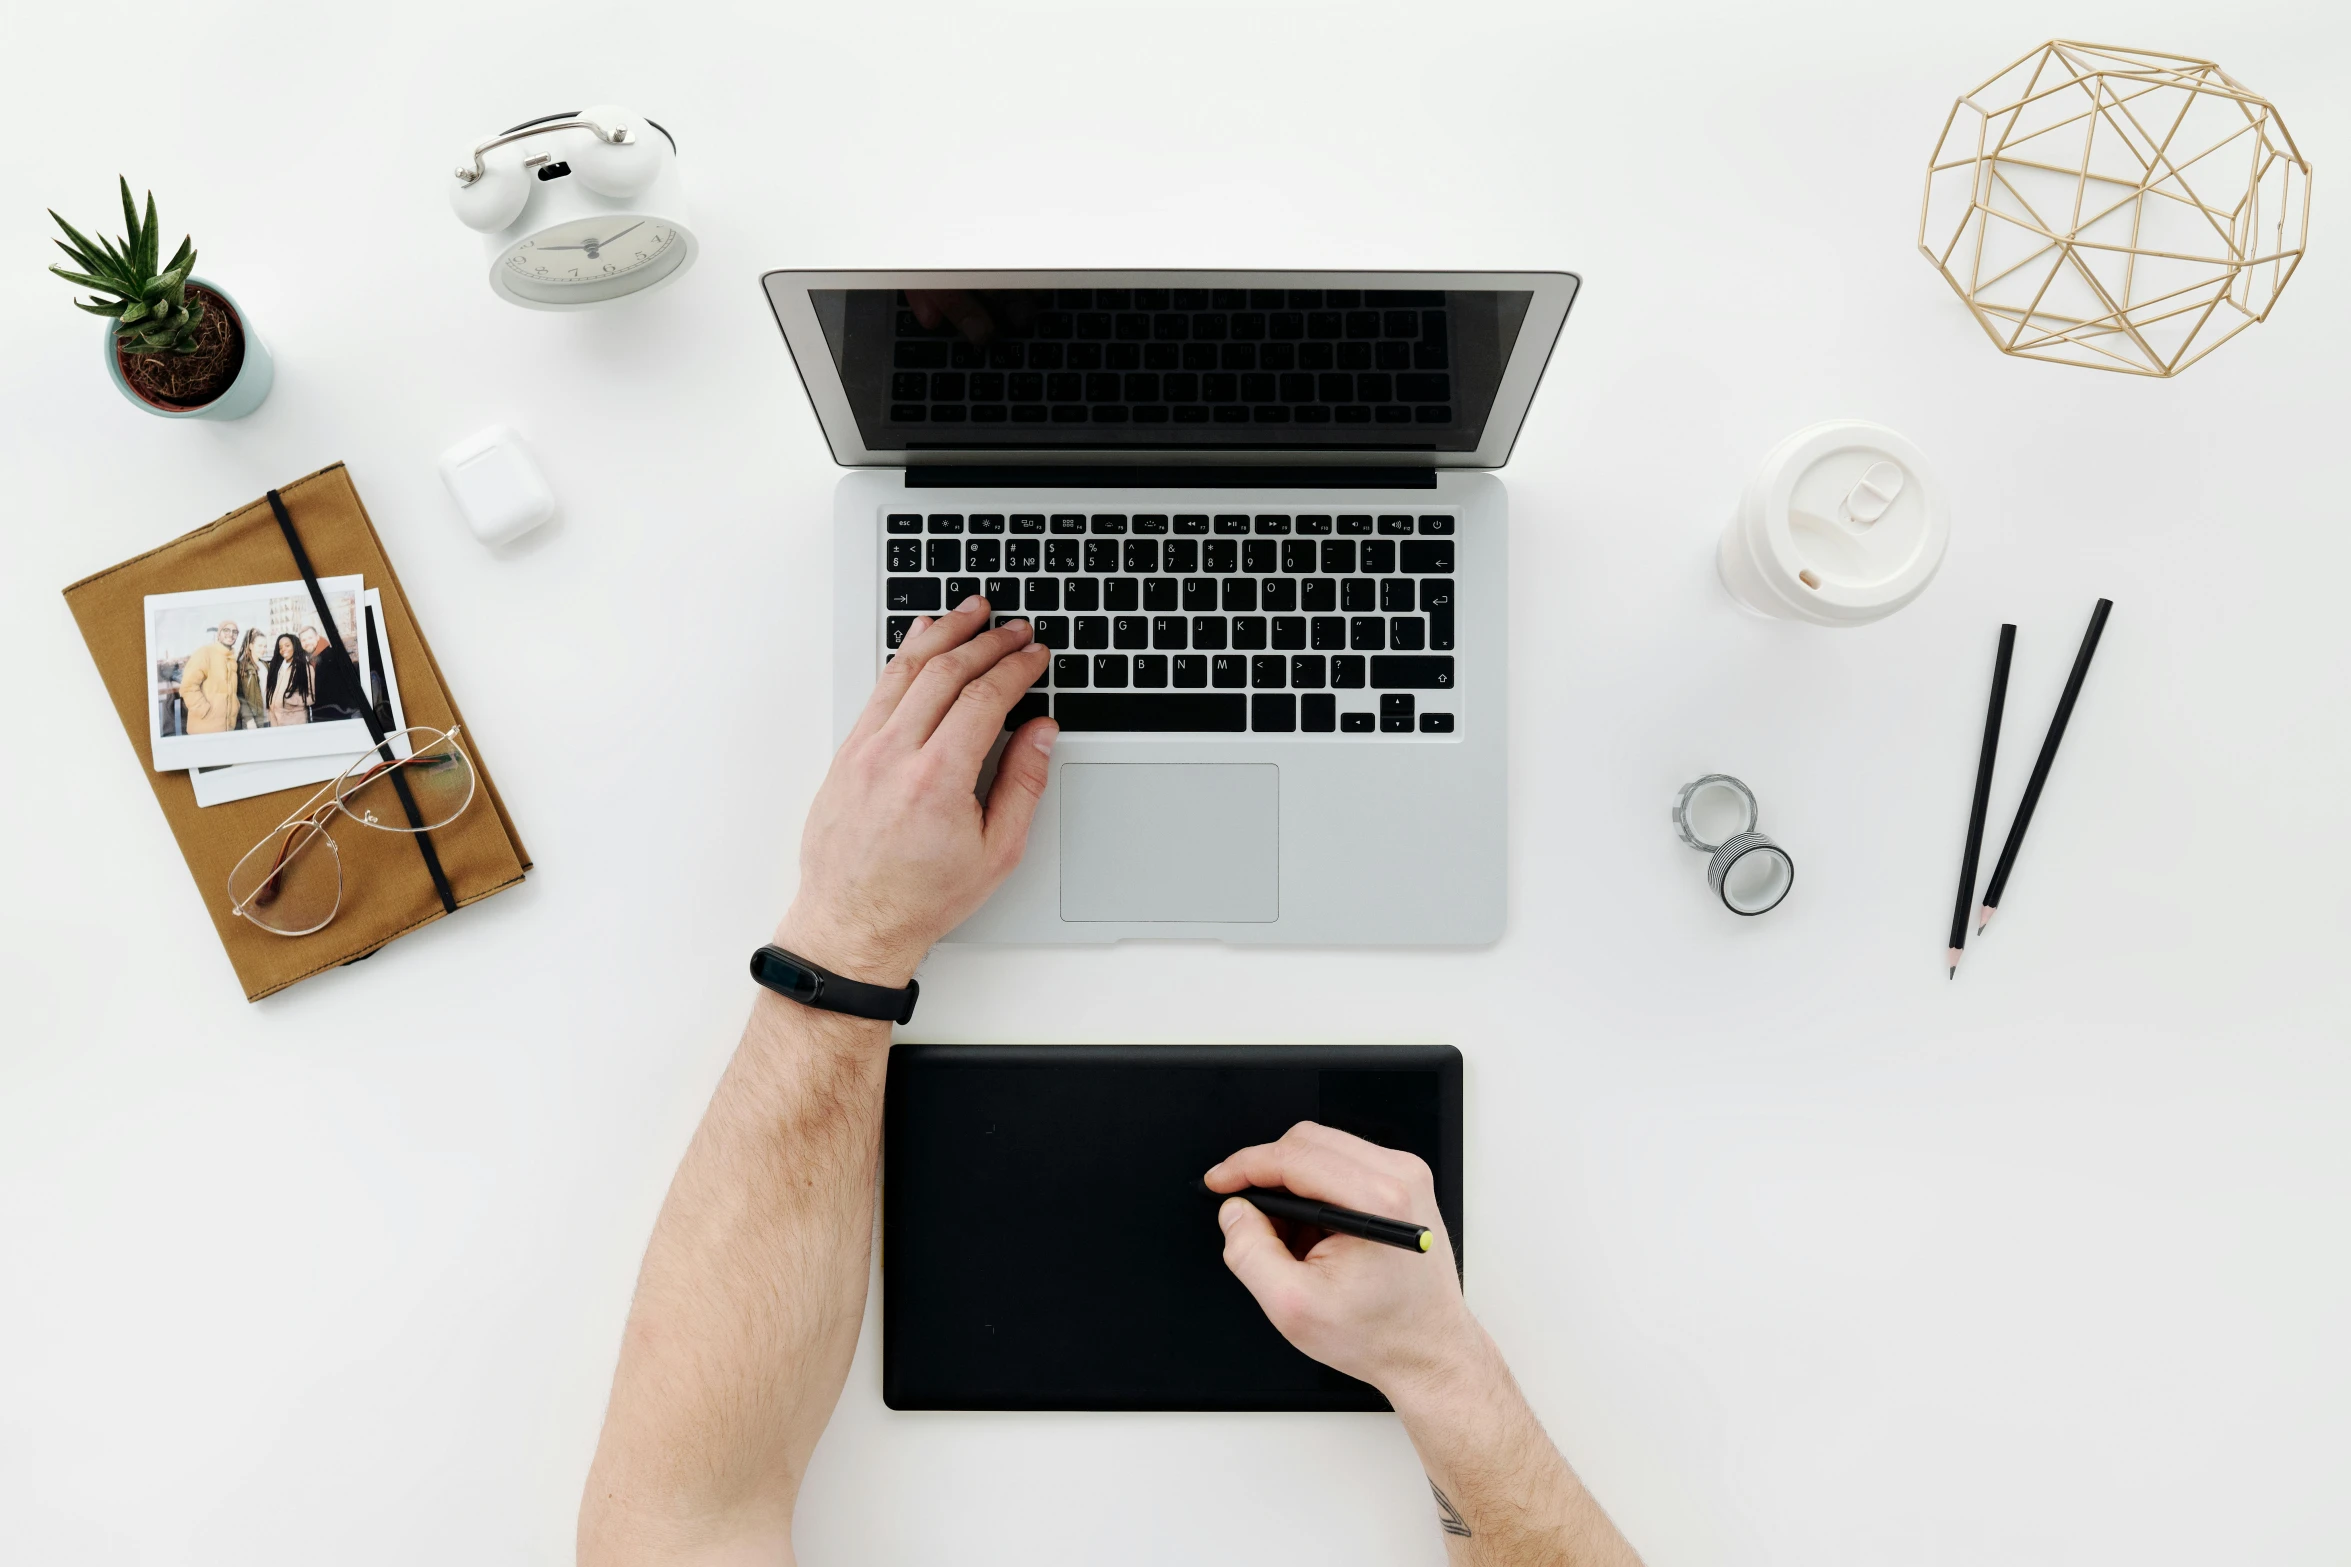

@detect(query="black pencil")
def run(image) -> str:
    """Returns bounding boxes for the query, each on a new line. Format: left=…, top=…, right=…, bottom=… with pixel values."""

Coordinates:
left=1979, top=599, right=2113, bottom=934
left=1950, top=624, right=2016, bottom=978
left=1204, top=1183, right=1431, bottom=1252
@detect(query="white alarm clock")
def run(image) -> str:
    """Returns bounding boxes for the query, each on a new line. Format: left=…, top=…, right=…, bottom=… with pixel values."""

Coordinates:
left=448, top=104, right=698, bottom=309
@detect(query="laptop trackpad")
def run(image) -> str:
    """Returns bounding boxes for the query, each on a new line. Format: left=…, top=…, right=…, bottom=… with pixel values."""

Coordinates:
left=1058, top=764, right=1279, bottom=923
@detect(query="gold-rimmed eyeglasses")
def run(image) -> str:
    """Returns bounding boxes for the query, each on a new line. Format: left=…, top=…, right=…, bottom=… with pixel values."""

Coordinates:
left=227, top=726, right=478, bottom=936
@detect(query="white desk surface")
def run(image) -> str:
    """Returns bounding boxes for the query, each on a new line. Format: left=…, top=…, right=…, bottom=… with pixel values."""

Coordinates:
left=4, top=2, right=2346, bottom=1562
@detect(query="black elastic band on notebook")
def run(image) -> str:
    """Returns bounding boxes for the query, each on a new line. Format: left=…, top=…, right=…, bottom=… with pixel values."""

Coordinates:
left=267, top=488, right=458, bottom=916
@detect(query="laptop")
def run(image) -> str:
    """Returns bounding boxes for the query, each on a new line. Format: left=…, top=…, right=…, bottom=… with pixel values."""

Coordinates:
left=761, top=270, right=1579, bottom=946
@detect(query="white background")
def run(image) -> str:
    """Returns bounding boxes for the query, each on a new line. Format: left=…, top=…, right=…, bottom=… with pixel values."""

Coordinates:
left=3, top=1, right=2346, bottom=1563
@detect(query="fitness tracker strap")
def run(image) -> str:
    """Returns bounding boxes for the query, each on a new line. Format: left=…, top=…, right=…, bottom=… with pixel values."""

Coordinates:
left=748, top=945, right=919, bottom=1025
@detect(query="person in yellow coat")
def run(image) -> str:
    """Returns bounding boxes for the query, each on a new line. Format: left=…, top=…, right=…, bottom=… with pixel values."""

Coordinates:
left=179, top=620, right=241, bottom=735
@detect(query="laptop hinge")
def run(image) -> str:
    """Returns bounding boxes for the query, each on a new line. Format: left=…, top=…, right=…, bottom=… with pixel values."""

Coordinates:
left=903, top=465, right=1439, bottom=490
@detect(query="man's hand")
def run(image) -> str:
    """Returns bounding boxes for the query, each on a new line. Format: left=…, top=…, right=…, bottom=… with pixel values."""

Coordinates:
left=1205, top=1122, right=1478, bottom=1397
left=777, top=597, right=1055, bottom=985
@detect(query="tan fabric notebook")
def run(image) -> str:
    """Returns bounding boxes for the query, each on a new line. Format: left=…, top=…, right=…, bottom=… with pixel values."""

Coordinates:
left=63, top=462, right=531, bottom=1001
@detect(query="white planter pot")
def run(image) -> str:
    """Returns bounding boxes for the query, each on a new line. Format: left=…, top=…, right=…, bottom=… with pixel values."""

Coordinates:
left=101, top=277, right=273, bottom=420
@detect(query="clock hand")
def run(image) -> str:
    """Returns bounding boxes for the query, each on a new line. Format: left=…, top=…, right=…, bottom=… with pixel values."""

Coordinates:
left=534, top=243, right=594, bottom=251
left=600, top=222, right=643, bottom=245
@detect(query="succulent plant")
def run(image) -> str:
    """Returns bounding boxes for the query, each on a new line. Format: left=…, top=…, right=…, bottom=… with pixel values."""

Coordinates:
left=48, top=178, right=204, bottom=356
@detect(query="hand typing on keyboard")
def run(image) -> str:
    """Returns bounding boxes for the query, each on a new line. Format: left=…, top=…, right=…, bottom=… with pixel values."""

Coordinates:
left=775, top=596, right=1055, bottom=986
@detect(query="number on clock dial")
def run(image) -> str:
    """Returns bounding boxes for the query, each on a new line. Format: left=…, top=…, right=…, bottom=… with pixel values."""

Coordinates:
left=504, top=219, right=680, bottom=283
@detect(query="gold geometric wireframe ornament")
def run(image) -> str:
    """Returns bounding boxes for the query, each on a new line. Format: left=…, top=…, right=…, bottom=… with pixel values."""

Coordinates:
left=1919, top=41, right=2312, bottom=377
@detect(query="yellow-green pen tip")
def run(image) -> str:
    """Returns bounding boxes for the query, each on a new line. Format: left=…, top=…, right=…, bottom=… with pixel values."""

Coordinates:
left=1418, top=1231, right=1432, bottom=1252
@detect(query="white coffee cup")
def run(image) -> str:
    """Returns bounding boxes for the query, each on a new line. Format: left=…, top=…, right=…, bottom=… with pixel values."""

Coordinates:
left=1717, top=420, right=1949, bottom=626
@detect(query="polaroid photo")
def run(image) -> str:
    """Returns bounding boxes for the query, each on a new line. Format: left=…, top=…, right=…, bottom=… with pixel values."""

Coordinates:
left=144, top=577, right=373, bottom=772
left=190, top=592, right=410, bottom=808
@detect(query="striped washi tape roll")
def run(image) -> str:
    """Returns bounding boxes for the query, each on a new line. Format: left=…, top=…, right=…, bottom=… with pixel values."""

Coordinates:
left=1707, top=830, right=1794, bottom=916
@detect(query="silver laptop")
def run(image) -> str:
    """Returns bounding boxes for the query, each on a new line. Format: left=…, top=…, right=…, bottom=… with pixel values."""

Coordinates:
left=762, top=270, right=1579, bottom=946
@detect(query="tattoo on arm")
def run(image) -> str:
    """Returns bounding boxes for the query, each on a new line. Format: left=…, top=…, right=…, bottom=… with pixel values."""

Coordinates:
left=1431, top=1479, right=1473, bottom=1539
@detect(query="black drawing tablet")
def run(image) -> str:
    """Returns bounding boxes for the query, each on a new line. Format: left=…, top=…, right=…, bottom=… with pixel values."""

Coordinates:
left=882, top=1044, right=1462, bottom=1411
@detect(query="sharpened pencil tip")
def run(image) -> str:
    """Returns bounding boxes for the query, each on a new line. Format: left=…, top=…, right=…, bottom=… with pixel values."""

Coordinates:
left=1977, top=905, right=1994, bottom=934
left=1947, top=947, right=1963, bottom=978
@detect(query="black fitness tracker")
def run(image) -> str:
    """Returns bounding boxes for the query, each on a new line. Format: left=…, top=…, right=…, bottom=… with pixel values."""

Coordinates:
left=748, top=945, right=920, bottom=1025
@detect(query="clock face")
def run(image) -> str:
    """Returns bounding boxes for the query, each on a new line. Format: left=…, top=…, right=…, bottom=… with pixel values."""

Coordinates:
left=498, top=217, right=689, bottom=305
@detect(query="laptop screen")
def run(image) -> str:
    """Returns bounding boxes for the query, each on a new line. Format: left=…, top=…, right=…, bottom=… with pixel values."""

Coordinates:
left=765, top=273, right=1579, bottom=466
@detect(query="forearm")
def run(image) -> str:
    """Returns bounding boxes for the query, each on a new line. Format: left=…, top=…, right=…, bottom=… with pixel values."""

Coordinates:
left=1388, top=1324, right=1641, bottom=1567
left=580, top=971, right=895, bottom=1563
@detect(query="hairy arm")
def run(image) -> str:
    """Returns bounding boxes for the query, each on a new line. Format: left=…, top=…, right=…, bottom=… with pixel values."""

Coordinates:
left=579, top=599, right=1055, bottom=1566
left=1207, top=1126, right=1641, bottom=1567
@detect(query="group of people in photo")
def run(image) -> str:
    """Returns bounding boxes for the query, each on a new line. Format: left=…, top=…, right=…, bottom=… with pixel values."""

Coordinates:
left=169, top=619, right=365, bottom=734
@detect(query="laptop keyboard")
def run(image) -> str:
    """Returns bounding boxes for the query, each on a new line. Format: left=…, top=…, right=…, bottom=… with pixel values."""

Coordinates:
left=883, top=511, right=1460, bottom=737
left=887, top=288, right=1454, bottom=428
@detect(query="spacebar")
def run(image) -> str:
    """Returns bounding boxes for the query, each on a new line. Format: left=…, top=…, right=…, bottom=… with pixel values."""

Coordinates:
left=1054, top=694, right=1249, bottom=732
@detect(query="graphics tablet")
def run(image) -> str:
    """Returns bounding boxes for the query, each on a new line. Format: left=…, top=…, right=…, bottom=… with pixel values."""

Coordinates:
left=882, top=1044, right=1462, bottom=1411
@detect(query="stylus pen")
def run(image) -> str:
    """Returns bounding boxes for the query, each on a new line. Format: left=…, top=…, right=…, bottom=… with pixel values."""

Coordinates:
left=1205, top=1184, right=1431, bottom=1253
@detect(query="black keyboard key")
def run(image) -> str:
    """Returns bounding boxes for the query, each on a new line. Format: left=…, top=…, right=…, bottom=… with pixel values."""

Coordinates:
left=1292, top=654, right=1327, bottom=689
left=1381, top=693, right=1415, bottom=732
left=966, top=540, right=1002, bottom=573
left=1054, top=653, right=1089, bottom=687
left=1214, top=514, right=1251, bottom=534
left=1032, top=615, right=1071, bottom=649
left=1132, top=514, right=1169, bottom=535
left=1047, top=539, right=1081, bottom=573
left=1337, top=514, right=1374, bottom=535
left=1389, top=616, right=1426, bottom=650
left=1090, top=514, right=1128, bottom=534
left=1370, top=655, right=1455, bottom=689
left=1163, top=539, right=1200, bottom=574
left=1024, top=577, right=1061, bottom=612
left=1211, top=654, right=1247, bottom=688
left=1143, top=578, right=1178, bottom=612
left=926, top=539, right=961, bottom=573
left=1056, top=693, right=1247, bottom=732
left=1332, top=654, right=1367, bottom=688
left=1271, top=616, right=1307, bottom=650
left=1231, top=616, right=1269, bottom=650
left=1075, top=616, right=1109, bottom=650
left=945, top=577, right=981, bottom=605
left=1301, top=578, right=1337, bottom=613
left=1251, top=654, right=1287, bottom=689
left=1112, top=615, right=1148, bottom=650
left=1243, top=539, right=1278, bottom=574
left=1341, top=712, right=1375, bottom=732
left=887, top=577, right=942, bottom=612
left=985, top=577, right=1021, bottom=611
left=1295, top=514, right=1333, bottom=535
left=1065, top=577, right=1100, bottom=611
left=887, top=540, right=922, bottom=572
left=1380, top=578, right=1415, bottom=613
left=1378, top=514, right=1414, bottom=536
left=1191, top=616, right=1228, bottom=650
left=1320, top=540, right=1356, bottom=574
left=887, top=513, right=924, bottom=534
left=1341, top=578, right=1376, bottom=613
left=1361, top=540, right=1397, bottom=573
left=1254, top=514, right=1293, bottom=534
left=1281, top=539, right=1316, bottom=574
left=1051, top=514, right=1088, bottom=534
left=1222, top=578, right=1258, bottom=612
left=1173, top=654, right=1208, bottom=688
left=1420, top=712, right=1455, bottom=733
left=1310, top=615, right=1348, bottom=650
left=1084, top=539, right=1119, bottom=573
left=1174, top=514, right=1211, bottom=534
left=1204, top=540, right=1238, bottom=573
left=1008, top=540, right=1042, bottom=573
left=1418, top=515, right=1454, bottom=534
left=1093, top=654, right=1129, bottom=688
left=1261, top=578, right=1298, bottom=612
left=1003, top=691, right=1050, bottom=731
left=1302, top=693, right=1337, bottom=732
left=1182, top=577, right=1219, bottom=612
left=1132, top=653, right=1169, bottom=688
left=885, top=615, right=917, bottom=648
left=1010, top=514, right=1046, bottom=534
left=969, top=514, right=1006, bottom=534
left=1103, top=578, right=1139, bottom=611
left=1402, top=540, right=1454, bottom=573
left=1152, top=615, right=1189, bottom=650
left=928, top=514, right=966, bottom=533
left=1252, top=693, right=1297, bottom=732
left=1350, top=617, right=1387, bottom=651
left=1426, top=590, right=1454, bottom=648
left=1125, top=539, right=1159, bottom=573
